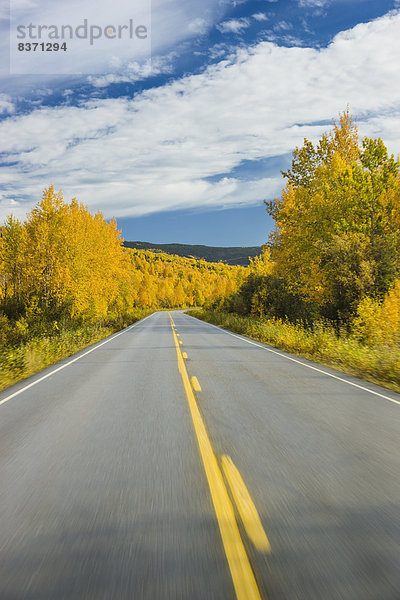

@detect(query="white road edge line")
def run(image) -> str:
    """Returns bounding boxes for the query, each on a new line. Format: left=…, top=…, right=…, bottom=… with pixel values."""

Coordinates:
left=187, top=315, right=400, bottom=407
left=0, top=313, right=153, bottom=408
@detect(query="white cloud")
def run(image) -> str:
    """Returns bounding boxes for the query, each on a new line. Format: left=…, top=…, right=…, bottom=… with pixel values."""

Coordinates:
left=1, top=11, right=400, bottom=221
left=226, top=0, right=250, bottom=6
left=252, top=13, right=268, bottom=22
left=298, top=0, right=329, bottom=7
left=217, top=18, right=251, bottom=34
left=263, top=32, right=305, bottom=46
left=188, top=17, right=210, bottom=35
left=207, top=43, right=237, bottom=60
left=0, top=0, right=36, bottom=18
left=274, top=21, right=293, bottom=32
left=0, top=94, right=15, bottom=114
left=87, top=55, right=176, bottom=88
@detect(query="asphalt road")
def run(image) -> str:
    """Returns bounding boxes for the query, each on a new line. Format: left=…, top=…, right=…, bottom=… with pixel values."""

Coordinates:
left=0, top=310, right=399, bottom=599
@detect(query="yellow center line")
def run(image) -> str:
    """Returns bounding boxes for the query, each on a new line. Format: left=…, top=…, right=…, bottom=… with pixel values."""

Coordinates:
left=182, top=352, right=188, bottom=359
left=191, top=376, right=202, bottom=391
left=222, top=455, right=271, bottom=553
left=168, top=313, right=263, bottom=600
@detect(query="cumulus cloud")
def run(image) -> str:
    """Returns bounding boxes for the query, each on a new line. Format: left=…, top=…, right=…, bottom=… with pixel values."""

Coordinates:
left=1, top=11, right=400, bottom=221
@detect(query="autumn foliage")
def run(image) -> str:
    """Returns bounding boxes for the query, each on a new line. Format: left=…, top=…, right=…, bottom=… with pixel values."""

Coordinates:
left=1, top=188, right=128, bottom=325
left=266, top=110, right=400, bottom=318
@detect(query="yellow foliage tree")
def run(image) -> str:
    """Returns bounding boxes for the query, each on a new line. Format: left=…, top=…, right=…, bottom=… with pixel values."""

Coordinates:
left=266, top=109, right=400, bottom=319
left=354, top=280, right=400, bottom=346
left=16, top=186, right=128, bottom=321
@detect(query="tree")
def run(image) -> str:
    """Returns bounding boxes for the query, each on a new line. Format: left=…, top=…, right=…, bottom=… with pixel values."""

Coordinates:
left=0, top=215, right=25, bottom=314
left=265, top=110, right=400, bottom=320
left=22, top=186, right=129, bottom=321
left=359, top=137, right=400, bottom=246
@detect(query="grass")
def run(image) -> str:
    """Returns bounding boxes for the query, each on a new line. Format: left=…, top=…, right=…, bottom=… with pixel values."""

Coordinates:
left=189, top=309, right=400, bottom=394
left=0, top=309, right=153, bottom=393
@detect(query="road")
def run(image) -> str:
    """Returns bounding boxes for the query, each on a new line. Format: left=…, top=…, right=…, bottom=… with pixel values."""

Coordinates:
left=0, top=310, right=399, bottom=599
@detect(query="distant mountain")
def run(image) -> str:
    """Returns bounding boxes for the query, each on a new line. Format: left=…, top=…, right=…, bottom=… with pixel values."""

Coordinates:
left=123, top=241, right=262, bottom=266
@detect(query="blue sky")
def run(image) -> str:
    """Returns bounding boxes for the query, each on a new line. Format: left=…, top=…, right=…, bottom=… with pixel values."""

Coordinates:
left=1, top=0, right=400, bottom=245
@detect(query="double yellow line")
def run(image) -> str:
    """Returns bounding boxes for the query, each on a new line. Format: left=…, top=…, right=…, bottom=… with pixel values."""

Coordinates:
left=169, top=314, right=270, bottom=600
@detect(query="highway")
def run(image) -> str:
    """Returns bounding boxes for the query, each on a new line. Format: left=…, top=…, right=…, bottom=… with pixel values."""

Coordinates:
left=0, top=310, right=399, bottom=599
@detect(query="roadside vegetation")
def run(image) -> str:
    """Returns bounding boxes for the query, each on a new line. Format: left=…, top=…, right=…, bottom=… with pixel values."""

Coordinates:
left=190, top=309, right=400, bottom=392
left=193, top=110, right=400, bottom=392
left=0, top=310, right=151, bottom=392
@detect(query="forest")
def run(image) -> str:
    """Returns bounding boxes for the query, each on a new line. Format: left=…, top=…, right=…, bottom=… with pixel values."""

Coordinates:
left=123, top=241, right=262, bottom=266
left=1, top=110, right=400, bottom=391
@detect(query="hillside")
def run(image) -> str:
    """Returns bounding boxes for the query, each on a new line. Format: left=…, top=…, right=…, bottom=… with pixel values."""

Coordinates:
left=123, top=241, right=262, bottom=265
